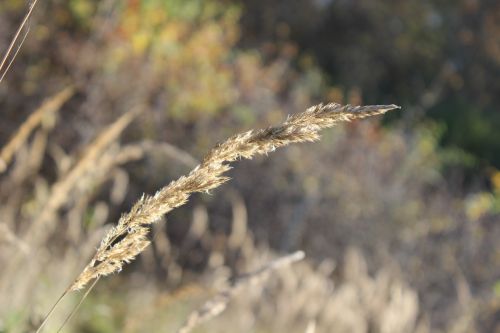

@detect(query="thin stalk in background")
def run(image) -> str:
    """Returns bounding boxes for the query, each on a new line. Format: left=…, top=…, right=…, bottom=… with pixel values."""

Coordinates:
left=0, top=0, right=40, bottom=83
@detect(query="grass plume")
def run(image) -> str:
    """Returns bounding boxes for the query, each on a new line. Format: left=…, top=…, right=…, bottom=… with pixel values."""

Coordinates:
left=0, top=86, right=74, bottom=173
left=69, top=102, right=399, bottom=292
left=25, top=108, right=139, bottom=243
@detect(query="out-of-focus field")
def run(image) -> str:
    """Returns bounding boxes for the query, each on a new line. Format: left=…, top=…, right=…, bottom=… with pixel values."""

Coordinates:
left=0, top=1, right=499, bottom=332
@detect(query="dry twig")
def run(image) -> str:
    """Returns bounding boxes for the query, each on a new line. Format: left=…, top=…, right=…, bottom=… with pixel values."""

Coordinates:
left=177, top=251, right=306, bottom=333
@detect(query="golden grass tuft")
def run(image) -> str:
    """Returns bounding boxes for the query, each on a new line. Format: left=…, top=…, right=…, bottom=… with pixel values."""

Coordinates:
left=69, top=102, right=399, bottom=291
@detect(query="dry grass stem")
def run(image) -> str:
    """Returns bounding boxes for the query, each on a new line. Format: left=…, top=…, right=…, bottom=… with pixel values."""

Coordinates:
left=69, top=102, right=399, bottom=291
left=114, top=140, right=199, bottom=167
left=0, top=223, right=29, bottom=254
left=177, top=251, right=306, bottom=333
left=0, top=0, right=40, bottom=82
left=228, top=192, right=247, bottom=250
left=0, top=86, right=74, bottom=173
left=25, top=108, right=139, bottom=242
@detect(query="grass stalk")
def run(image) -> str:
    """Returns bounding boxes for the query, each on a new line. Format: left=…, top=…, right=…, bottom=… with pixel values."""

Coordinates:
left=69, top=102, right=399, bottom=291
left=34, top=102, right=399, bottom=332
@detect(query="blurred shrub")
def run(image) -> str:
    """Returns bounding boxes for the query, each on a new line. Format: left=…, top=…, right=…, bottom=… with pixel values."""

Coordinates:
left=236, top=0, right=500, bottom=171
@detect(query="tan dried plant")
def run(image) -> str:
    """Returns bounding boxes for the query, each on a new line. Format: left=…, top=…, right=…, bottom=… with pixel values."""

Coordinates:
left=178, top=251, right=306, bottom=333
left=70, top=103, right=399, bottom=291
left=36, top=102, right=399, bottom=332
left=0, top=0, right=40, bottom=83
left=0, top=86, right=74, bottom=173
left=25, top=107, right=139, bottom=243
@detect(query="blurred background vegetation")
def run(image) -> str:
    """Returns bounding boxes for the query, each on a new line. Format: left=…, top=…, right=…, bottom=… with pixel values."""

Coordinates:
left=0, top=0, right=499, bottom=332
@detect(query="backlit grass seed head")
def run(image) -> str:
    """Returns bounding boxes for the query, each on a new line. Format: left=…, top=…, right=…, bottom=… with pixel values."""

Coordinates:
left=69, top=102, right=399, bottom=292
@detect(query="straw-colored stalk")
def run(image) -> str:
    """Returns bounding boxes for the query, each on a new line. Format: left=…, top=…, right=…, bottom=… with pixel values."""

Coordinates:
left=0, top=0, right=40, bottom=83
left=177, top=251, right=306, bottom=333
left=0, top=86, right=74, bottom=173
left=25, top=108, right=139, bottom=242
left=69, top=102, right=400, bottom=291
left=0, top=107, right=140, bottom=302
